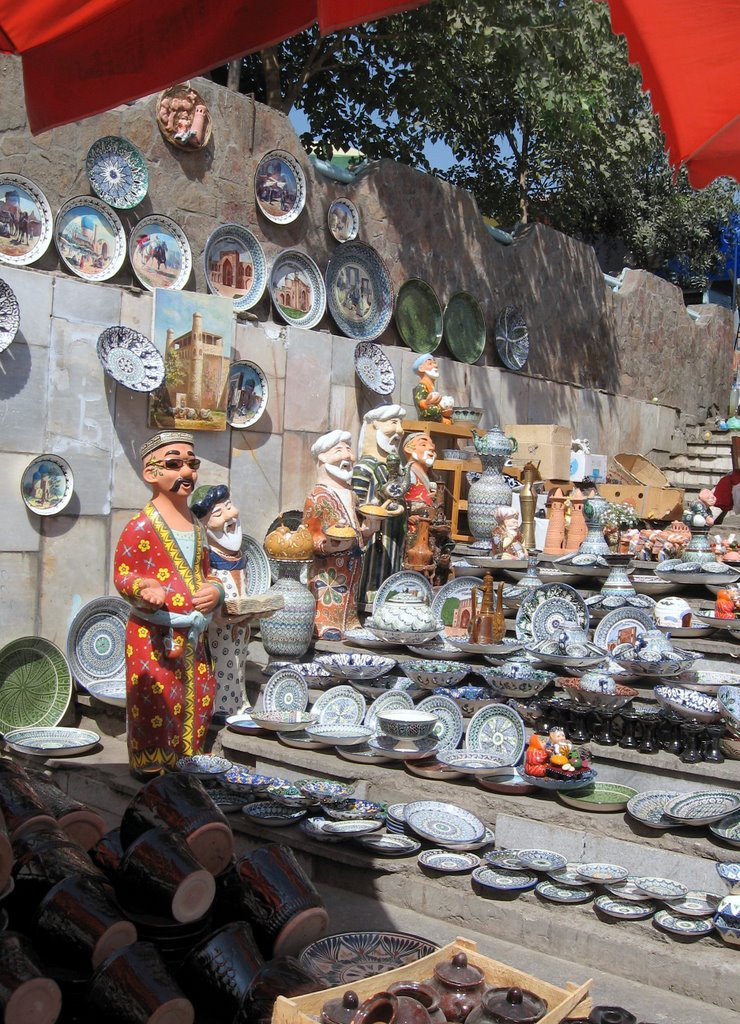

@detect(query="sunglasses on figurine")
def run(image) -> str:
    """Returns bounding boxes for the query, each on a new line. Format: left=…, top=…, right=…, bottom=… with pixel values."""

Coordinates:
left=147, top=458, right=202, bottom=471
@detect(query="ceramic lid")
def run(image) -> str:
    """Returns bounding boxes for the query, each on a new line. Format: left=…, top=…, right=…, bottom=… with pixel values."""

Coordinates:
left=321, top=990, right=361, bottom=1024
left=433, top=952, right=485, bottom=989
left=480, top=987, right=547, bottom=1024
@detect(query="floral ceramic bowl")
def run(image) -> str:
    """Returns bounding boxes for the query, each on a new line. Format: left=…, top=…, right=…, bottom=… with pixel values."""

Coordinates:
left=654, top=685, right=721, bottom=724
left=315, top=653, right=396, bottom=680
left=250, top=710, right=316, bottom=732
left=401, top=660, right=470, bottom=690
left=376, top=708, right=438, bottom=741
left=717, top=892, right=740, bottom=927
left=714, top=914, right=740, bottom=948
left=717, top=684, right=740, bottom=731
left=474, top=664, right=554, bottom=700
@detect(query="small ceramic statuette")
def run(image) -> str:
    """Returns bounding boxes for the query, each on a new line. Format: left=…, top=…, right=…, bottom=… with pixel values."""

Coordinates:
left=412, top=353, right=454, bottom=422
left=523, top=731, right=591, bottom=781
left=491, top=505, right=527, bottom=560
left=403, top=433, right=438, bottom=510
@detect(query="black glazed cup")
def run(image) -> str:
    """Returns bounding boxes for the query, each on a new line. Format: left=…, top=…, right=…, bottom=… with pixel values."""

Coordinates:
left=238, top=956, right=321, bottom=1024
left=0, top=930, right=62, bottom=1024
left=90, top=827, right=125, bottom=880
left=0, top=761, right=56, bottom=840
left=9, top=825, right=105, bottom=919
left=118, top=826, right=216, bottom=924
left=86, top=940, right=194, bottom=1024
left=177, top=920, right=264, bottom=1021
left=24, top=768, right=107, bottom=851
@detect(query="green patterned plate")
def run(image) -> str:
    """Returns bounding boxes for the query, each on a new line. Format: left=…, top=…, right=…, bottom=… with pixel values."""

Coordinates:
left=0, top=637, right=73, bottom=730
left=395, top=279, right=443, bottom=353
left=557, top=782, right=637, bottom=813
left=443, top=291, right=486, bottom=364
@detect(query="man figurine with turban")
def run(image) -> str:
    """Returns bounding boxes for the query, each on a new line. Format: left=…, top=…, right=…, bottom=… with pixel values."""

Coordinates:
left=403, top=432, right=438, bottom=509
left=412, top=353, right=454, bottom=422
left=113, top=431, right=223, bottom=777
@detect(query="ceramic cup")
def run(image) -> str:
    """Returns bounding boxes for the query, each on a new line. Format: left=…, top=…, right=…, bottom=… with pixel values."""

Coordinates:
left=238, top=956, right=319, bottom=1024
left=0, top=930, right=62, bottom=1024
left=25, top=768, right=107, bottom=851
left=0, top=762, right=56, bottom=840
left=86, top=940, right=194, bottom=1024
left=90, top=827, right=125, bottom=880
left=177, top=921, right=264, bottom=1021
left=118, top=826, right=216, bottom=924
left=10, top=825, right=105, bottom=917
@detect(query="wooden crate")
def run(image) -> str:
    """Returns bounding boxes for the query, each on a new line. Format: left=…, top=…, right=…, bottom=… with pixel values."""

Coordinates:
left=273, top=937, right=592, bottom=1024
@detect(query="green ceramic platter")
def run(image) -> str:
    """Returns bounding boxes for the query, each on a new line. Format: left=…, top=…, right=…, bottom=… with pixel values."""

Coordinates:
left=394, top=279, right=443, bottom=353
left=557, top=782, right=638, bottom=813
left=0, top=636, right=73, bottom=731
left=443, top=291, right=486, bottom=364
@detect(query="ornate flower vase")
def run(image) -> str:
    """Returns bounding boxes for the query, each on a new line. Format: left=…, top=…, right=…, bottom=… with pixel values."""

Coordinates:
left=259, top=560, right=316, bottom=658
left=680, top=527, right=715, bottom=564
left=578, top=495, right=610, bottom=557
left=467, top=427, right=517, bottom=547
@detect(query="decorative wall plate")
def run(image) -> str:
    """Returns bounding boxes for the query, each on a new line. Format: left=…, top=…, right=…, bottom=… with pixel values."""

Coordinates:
left=2, top=726, right=99, bottom=757
left=254, top=150, right=307, bottom=224
left=310, top=685, right=365, bottom=727
left=664, top=790, right=740, bottom=826
left=404, top=800, right=486, bottom=846
left=432, top=577, right=485, bottom=637
left=418, top=849, right=480, bottom=873
left=0, top=277, right=20, bottom=354
left=299, top=931, right=438, bottom=986
left=97, top=326, right=165, bottom=392
left=372, top=570, right=434, bottom=617
left=241, top=535, right=272, bottom=595
left=472, top=866, right=537, bottom=892
left=66, top=596, right=129, bottom=689
left=495, top=305, right=529, bottom=370
left=653, top=910, right=714, bottom=938
left=86, top=136, right=148, bottom=209
left=594, top=895, right=657, bottom=920
left=0, top=636, right=72, bottom=731
left=261, top=666, right=309, bottom=714
left=515, top=583, right=588, bottom=641
left=129, top=214, right=191, bottom=291
left=55, top=196, right=126, bottom=281
left=326, top=241, right=394, bottom=341
left=465, top=704, right=526, bottom=765
left=626, top=789, right=681, bottom=830
left=593, top=607, right=655, bottom=651
left=156, top=84, right=212, bottom=150
left=535, top=880, right=594, bottom=904
left=226, top=360, right=269, bottom=429
left=328, top=198, right=360, bottom=242
left=417, top=695, right=464, bottom=749
left=269, top=248, right=326, bottom=330
left=203, top=224, right=267, bottom=312
left=0, top=174, right=53, bottom=266
left=443, top=291, right=486, bottom=364
left=20, top=454, right=74, bottom=516
left=354, top=341, right=396, bottom=396
left=394, top=279, right=443, bottom=353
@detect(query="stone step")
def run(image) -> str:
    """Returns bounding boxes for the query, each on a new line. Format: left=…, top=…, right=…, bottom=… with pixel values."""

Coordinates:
left=666, top=454, right=732, bottom=472
left=685, top=441, right=732, bottom=457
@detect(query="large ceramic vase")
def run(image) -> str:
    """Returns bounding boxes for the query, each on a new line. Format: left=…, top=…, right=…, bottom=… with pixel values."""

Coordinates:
left=578, top=495, right=610, bottom=557
left=467, top=427, right=517, bottom=547
left=260, top=561, right=316, bottom=659
left=680, top=527, right=715, bottom=564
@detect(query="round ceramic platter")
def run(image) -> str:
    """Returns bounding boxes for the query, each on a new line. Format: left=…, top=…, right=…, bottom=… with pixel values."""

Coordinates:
left=673, top=670, right=740, bottom=695
left=663, top=790, right=740, bottom=826
left=0, top=636, right=72, bottom=732
left=310, top=685, right=366, bottom=727
left=471, top=866, right=537, bottom=892
left=665, top=891, right=721, bottom=917
left=593, top=608, right=655, bottom=652
left=225, top=714, right=265, bottom=736
left=372, top=570, right=434, bottom=618
left=326, top=240, right=394, bottom=341
left=86, top=679, right=126, bottom=707
left=0, top=174, right=53, bottom=267
left=535, top=880, right=594, bottom=904
left=343, top=628, right=392, bottom=649
left=557, top=783, right=637, bottom=813
left=404, top=800, right=486, bottom=846
left=250, top=710, right=315, bottom=732
left=407, top=639, right=469, bottom=661
left=254, top=150, right=306, bottom=224
left=261, top=667, right=309, bottom=714
left=547, top=863, right=591, bottom=888
left=240, top=535, right=271, bottom=595
left=336, top=744, right=392, bottom=765
left=594, top=895, right=657, bottom=920
left=129, top=214, right=192, bottom=291
left=298, top=931, right=439, bottom=987
left=495, top=305, right=529, bottom=371
left=517, top=849, right=567, bottom=872
left=242, top=801, right=306, bottom=826
left=418, top=849, right=480, bottom=873
left=355, top=834, right=421, bottom=857
left=66, top=595, right=129, bottom=689
left=694, top=611, right=740, bottom=632
left=354, top=341, right=396, bottom=397
left=365, top=690, right=415, bottom=733
left=655, top=567, right=740, bottom=586
left=710, top=810, right=740, bottom=846
left=716, top=862, right=740, bottom=886
left=203, top=224, right=267, bottom=311
left=432, top=577, right=485, bottom=636
left=226, top=359, right=269, bottom=431
left=20, top=454, right=74, bottom=517
left=631, top=876, right=688, bottom=900
left=306, top=725, right=374, bottom=746
left=653, top=910, right=714, bottom=938
left=96, top=326, right=165, bottom=392
left=655, top=622, right=716, bottom=638
left=2, top=726, right=99, bottom=757
left=277, top=729, right=330, bottom=750
left=603, top=880, right=655, bottom=903
left=443, top=292, right=486, bottom=364
left=515, top=584, right=589, bottom=642
left=576, top=862, right=629, bottom=884
left=328, top=198, right=360, bottom=242
left=55, top=195, right=126, bottom=282
left=323, top=819, right=383, bottom=837
left=86, top=136, right=148, bottom=209
left=394, top=278, right=443, bottom=353
left=417, top=695, right=464, bottom=749
left=175, top=753, right=231, bottom=775
left=0, top=278, right=20, bottom=353
left=626, top=790, right=681, bottom=830
left=269, top=248, right=326, bottom=330
left=630, top=576, right=681, bottom=596
left=464, top=704, right=526, bottom=766
left=484, top=849, right=524, bottom=871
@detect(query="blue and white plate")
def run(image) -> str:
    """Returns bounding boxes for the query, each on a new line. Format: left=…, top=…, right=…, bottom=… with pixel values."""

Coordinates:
left=484, top=849, right=524, bottom=871
left=472, top=865, right=537, bottom=893
left=261, top=666, right=309, bottom=715
left=86, top=136, right=148, bottom=208
left=354, top=341, right=395, bottom=397
left=465, top=704, right=525, bottom=766
left=2, top=726, right=100, bottom=757
left=654, top=685, right=720, bottom=724
left=242, top=535, right=272, bottom=596
left=355, top=834, right=421, bottom=857
left=241, top=801, right=307, bottom=826
left=277, top=729, right=332, bottom=750
left=325, top=241, right=394, bottom=341
left=664, top=790, right=740, bottom=827
left=315, top=653, right=396, bottom=680
left=653, top=910, right=714, bottom=938
left=516, top=584, right=589, bottom=642
left=417, top=849, right=480, bottom=873
left=517, top=849, right=567, bottom=872
left=594, top=895, right=657, bottom=920
left=225, top=714, right=265, bottom=735
left=300, top=816, right=346, bottom=843
left=666, top=891, right=721, bottom=917
left=269, top=248, right=326, bottom=330
left=310, top=685, right=366, bottom=726
left=404, top=800, right=486, bottom=846
left=97, top=326, right=165, bottom=392
left=547, top=863, right=593, bottom=888
left=576, top=862, right=628, bottom=884
left=417, top=695, right=464, bottom=749
left=299, top=779, right=355, bottom=803
left=603, top=880, right=656, bottom=903
left=306, top=724, right=374, bottom=747
left=626, top=789, right=681, bottom=830
left=710, top=810, right=740, bottom=847
left=176, top=754, right=232, bottom=776
left=322, top=798, right=386, bottom=821
left=86, top=679, right=126, bottom=707
left=436, top=749, right=512, bottom=776
left=631, top=876, right=688, bottom=901
left=535, top=880, right=594, bottom=904
left=66, top=596, right=130, bottom=690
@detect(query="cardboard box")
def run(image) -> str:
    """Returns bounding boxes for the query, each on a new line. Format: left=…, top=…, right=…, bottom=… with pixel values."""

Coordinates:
left=505, top=424, right=572, bottom=447
left=570, top=451, right=608, bottom=482
left=597, top=483, right=684, bottom=521
left=505, top=424, right=573, bottom=480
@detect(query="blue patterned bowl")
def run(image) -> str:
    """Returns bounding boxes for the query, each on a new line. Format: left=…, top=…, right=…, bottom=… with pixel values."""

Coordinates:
left=315, top=653, right=397, bottom=680
left=376, top=709, right=438, bottom=740
left=654, top=685, right=721, bottom=723
left=714, top=914, right=740, bottom=947
left=401, top=660, right=470, bottom=690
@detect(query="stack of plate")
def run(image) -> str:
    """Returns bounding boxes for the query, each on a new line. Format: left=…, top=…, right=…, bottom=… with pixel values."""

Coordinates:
left=403, top=800, right=488, bottom=851
left=385, top=803, right=409, bottom=835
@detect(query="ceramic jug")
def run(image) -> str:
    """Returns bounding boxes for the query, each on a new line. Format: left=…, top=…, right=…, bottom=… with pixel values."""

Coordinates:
left=467, top=427, right=517, bottom=545
left=680, top=526, right=715, bottom=564
left=469, top=574, right=506, bottom=645
left=578, top=495, right=610, bottom=556
left=260, top=559, right=316, bottom=658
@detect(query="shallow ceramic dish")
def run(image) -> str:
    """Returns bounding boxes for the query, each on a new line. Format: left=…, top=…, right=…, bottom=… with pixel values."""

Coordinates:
left=557, top=782, right=637, bottom=813
left=0, top=174, right=53, bottom=267
left=602, top=879, right=656, bottom=903
left=471, top=866, right=537, bottom=893
left=464, top=704, right=526, bottom=766
left=298, top=932, right=438, bottom=987
left=336, top=744, right=392, bottom=765
left=403, top=758, right=466, bottom=782
left=277, top=729, right=332, bottom=750
left=225, top=713, right=265, bottom=735
left=96, top=325, right=165, bottom=392
left=474, top=664, right=555, bottom=700
left=354, top=341, right=395, bottom=397
left=547, top=863, right=593, bottom=888
left=315, top=653, right=396, bottom=680
left=717, top=684, right=740, bottom=730
left=299, top=779, right=355, bottom=803
left=66, top=595, right=129, bottom=690
left=366, top=624, right=443, bottom=645
left=535, top=880, right=594, bottom=904
left=261, top=666, right=309, bottom=714
left=0, top=636, right=73, bottom=731
left=310, top=685, right=366, bottom=727
left=663, top=790, right=740, bottom=827
left=631, top=876, right=688, bottom=901
left=626, top=789, right=681, bottom=830
left=2, top=726, right=100, bottom=757
left=0, top=277, right=20, bottom=354
left=241, top=801, right=307, bottom=826
left=418, top=849, right=480, bottom=873
left=576, top=862, right=629, bottom=884
left=449, top=637, right=522, bottom=657
left=517, top=849, right=567, bottom=872
left=709, top=809, right=740, bottom=847
left=269, top=248, right=326, bottom=330
left=416, top=695, right=465, bottom=749
left=694, top=610, right=740, bottom=634
left=342, top=628, right=393, bottom=649
left=175, top=754, right=231, bottom=776
left=404, top=800, right=486, bottom=846
left=86, top=679, right=127, bottom=707
left=484, top=849, right=524, bottom=871
left=306, top=724, right=374, bottom=747
left=249, top=710, right=315, bottom=732
left=476, top=770, right=539, bottom=795
left=356, top=834, right=421, bottom=857
left=654, top=685, right=721, bottom=724
left=557, top=677, right=637, bottom=711
left=435, top=749, right=511, bottom=776
left=55, top=195, right=126, bottom=281
left=368, top=735, right=439, bottom=760
left=653, top=911, right=714, bottom=939
left=663, top=891, right=721, bottom=917
left=594, top=895, right=657, bottom=920
left=326, top=240, right=394, bottom=341
left=672, top=670, right=739, bottom=695
left=20, top=454, right=74, bottom=518
left=400, top=660, right=470, bottom=690
left=323, top=818, right=383, bottom=837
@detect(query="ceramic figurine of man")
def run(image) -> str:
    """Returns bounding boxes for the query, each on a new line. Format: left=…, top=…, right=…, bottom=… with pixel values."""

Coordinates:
left=303, top=430, right=381, bottom=639
left=491, top=505, right=527, bottom=559
left=114, top=431, right=223, bottom=778
left=402, top=432, right=438, bottom=509
left=412, top=353, right=454, bottom=422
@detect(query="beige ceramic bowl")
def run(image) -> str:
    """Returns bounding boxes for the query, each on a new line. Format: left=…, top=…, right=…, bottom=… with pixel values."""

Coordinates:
left=720, top=734, right=740, bottom=759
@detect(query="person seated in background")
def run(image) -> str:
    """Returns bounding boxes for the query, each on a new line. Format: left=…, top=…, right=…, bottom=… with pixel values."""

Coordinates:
left=711, top=436, right=740, bottom=524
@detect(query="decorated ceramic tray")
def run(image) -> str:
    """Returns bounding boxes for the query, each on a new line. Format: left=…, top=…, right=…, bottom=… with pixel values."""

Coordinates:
left=354, top=341, right=396, bottom=396
left=365, top=689, right=415, bottom=733
left=55, top=195, right=126, bottom=282
left=175, top=753, right=231, bottom=776
left=86, top=679, right=126, bottom=707
left=465, top=703, right=526, bottom=766
left=0, top=174, right=53, bottom=266
left=66, top=595, right=129, bottom=690
left=417, top=694, right=464, bottom=749
left=0, top=278, right=20, bottom=354
left=709, top=810, right=740, bottom=847
left=355, top=834, right=421, bottom=857
left=310, top=685, right=366, bottom=727
left=593, top=607, right=655, bottom=652
left=394, top=278, right=443, bottom=353
left=255, top=150, right=307, bottom=224
left=97, top=326, right=165, bottom=392
left=443, top=291, right=486, bottom=364
left=240, top=534, right=271, bottom=595
left=0, top=635, right=73, bottom=732
left=471, top=866, right=538, bottom=893
left=404, top=800, right=486, bottom=846
left=432, top=577, right=485, bottom=637
left=86, top=136, right=148, bottom=208
left=2, top=726, right=100, bottom=757
left=626, top=789, right=681, bottom=830
left=372, top=570, right=434, bottom=617
left=663, top=790, right=740, bottom=826
left=261, top=666, right=309, bottom=714
left=129, top=214, right=191, bottom=291
left=576, top=862, right=629, bottom=884
left=326, top=241, right=394, bottom=341
left=328, top=198, right=360, bottom=242
left=298, top=931, right=439, bottom=987
left=594, top=895, right=657, bottom=921
left=21, top=454, right=74, bottom=517
left=269, top=248, right=326, bottom=330
left=418, top=849, right=480, bottom=873
left=495, top=305, right=529, bottom=371
left=241, top=801, right=307, bottom=826
left=516, top=584, right=589, bottom=642
left=535, top=880, right=594, bottom=904
left=203, top=224, right=267, bottom=311
left=315, top=653, right=396, bottom=680
left=653, top=910, right=714, bottom=939
left=225, top=359, right=269, bottom=430
left=631, top=876, right=688, bottom=900
left=557, top=782, right=637, bottom=813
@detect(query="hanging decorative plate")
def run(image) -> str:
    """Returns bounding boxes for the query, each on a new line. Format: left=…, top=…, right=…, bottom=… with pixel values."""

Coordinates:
left=2, top=726, right=100, bottom=757
left=203, top=223, right=266, bottom=312
left=0, top=277, right=20, bottom=354
left=55, top=196, right=126, bottom=282
left=404, top=800, right=486, bottom=846
left=465, top=704, right=526, bottom=765
left=241, top=535, right=271, bottom=595
left=444, top=292, right=486, bottom=364
left=156, top=84, right=212, bottom=150
left=66, top=596, right=129, bottom=690
left=310, top=685, right=366, bottom=727
left=20, top=454, right=74, bottom=516
left=226, top=360, right=269, bottom=429
left=129, top=214, right=191, bottom=291
left=593, top=608, right=656, bottom=652
left=261, top=666, right=309, bottom=715
left=653, top=910, right=714, bottom=939
left=471, top=866, right=538, bottom=893
left=86, top=136, right=148, bottom=209
left=269, top=248, right=326, bottom=329
left=535, top=880, right=594, bottom=904
left=417, top=695, right=464, bottom=749
left=326, top=241, right=394, bottom=341
left=664, top=790, right=740, bottom=827
left=354, top=341, right=396, bottom=396
left=394, top=279, right=443, bottom=353
left=594, top=895, right=657, bottom=921
left=495, top=305, right=529, bottom=371
left=86, top=679, right=126, bottom=707
left=328, top=198, right=360, bottom=242
left=432, top=577, right=485, bottom=637
left=96, top=326, right=165, bottom=392
left=0, top=174, right=53, bottom=267
left=0, top=636, right=73, bottom=731
left=516, top=584, right=589, bottom=642
left=372, top=570, right=434, bottom=618
left=299, top=931, right=439, bottom=987
left=254, top=150, right=307, bottom=224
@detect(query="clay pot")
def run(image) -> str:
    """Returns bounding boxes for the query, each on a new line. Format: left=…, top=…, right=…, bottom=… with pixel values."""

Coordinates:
left=10, top=825, right=105, bottom=917
left=353, top=992, right=431, bottom=1024
left=0, top=762, right=56, bottom=840
left=118, top=826, right=216, bottom=924
left=24, top=769, right=107, bottom=850
left=32, top=874, right=137, bottom=971
left=466, top=986, right=547, bottom=1024
left=120, top=773, right=233, bottom=876
left=387, top=982, right=446, bottom=1024
left=0, top=930, right=62, bottom=1024
left=429, top=952, right=485, bottom=1023
left=588, top=1010, right=637, bottom=1024
left=233, top=844, right=328, bottom=958
left=237, top=956, right=319, bottom=1024
left=86, top=940, right=194, bottom=1024
left=177, top=921, right=264, bottom=1022
left=90, top=827, right=125, bottom=879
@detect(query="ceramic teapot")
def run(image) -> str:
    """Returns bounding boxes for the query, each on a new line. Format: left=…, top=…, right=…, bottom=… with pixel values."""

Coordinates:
left=373, top=592, right=438, bottom=633
left=428, top=951, right=485, bottom=1022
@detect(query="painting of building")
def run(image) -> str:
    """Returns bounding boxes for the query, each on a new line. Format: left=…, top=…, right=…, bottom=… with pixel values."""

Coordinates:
left=207, top=247, right=254, bottom=298
left=273, top=271, right=311, bottom=317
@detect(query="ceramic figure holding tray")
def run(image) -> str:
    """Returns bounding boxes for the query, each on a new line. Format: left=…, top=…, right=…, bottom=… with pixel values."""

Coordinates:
left=412, top=353, right=454, bottom=422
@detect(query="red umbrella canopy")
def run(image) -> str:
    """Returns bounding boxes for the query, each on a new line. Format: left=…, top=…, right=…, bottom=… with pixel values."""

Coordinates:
left=0, top=0, right=428, bottom=135
left=604, top=0, right=740, bottom=188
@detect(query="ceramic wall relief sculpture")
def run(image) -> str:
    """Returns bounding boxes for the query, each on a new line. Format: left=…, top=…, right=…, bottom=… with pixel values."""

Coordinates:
left=54, top=196, right=126, bottom=282
left=269, top=249, right=326, bottom=330
left=156, top=84, right=212, bottom=149
left=254, top=150, right=306, bottom=224
left=203, top=224, right=266, bottom=312
left=0, top=174, right=53, bottom=267
left=86, top=136, right=149, bottom=209
left=495, top=305, right=529, bottom=371
left=326, top=241, right=394, bottom=341
left=129, top=215, right=192, bottom=292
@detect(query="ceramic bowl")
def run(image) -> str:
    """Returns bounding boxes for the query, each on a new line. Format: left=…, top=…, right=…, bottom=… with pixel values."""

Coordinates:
left=474, top=665, right=555, bottom=699
left=713, top=914, right=740, bottom=948
left=366, top=623, right=443, bottom=645
left=558, top=677, right=638, bottom=710
left=250, top=710, right=316, bottom=732
left=314, top=653, right=396, bottom=680
left=720, top=734, right=740, bottom=760
left=716, top=862, right=740, bottom=888
left=451, top=407, right=483, bottom=426
left=717, top=685, right=740, bottom=730
left=375, top=709, right=438, bottom=741
left=717, top=892, right=740, bottom=927
left=654, top=685, right=721, bottom=723
left=401, top=660, right=470, bottom=690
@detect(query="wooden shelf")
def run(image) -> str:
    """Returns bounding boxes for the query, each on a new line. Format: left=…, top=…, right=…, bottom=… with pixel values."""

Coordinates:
left=403, top=418, right=475, bottom=438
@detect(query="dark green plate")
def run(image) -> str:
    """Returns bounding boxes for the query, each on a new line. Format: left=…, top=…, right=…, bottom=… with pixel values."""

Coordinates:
left=394, top=279, right=443, bottom=353
left=0, top=636, right=73, bottom=731
left=443, top=292, right=486, bottom=363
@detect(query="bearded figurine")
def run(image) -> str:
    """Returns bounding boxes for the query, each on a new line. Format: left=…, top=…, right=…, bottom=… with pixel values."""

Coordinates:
left=303, top=430, right=380, bottom=639
left=412, top=353, right=454, bottom=422
left=403, top=432, right=438, bottom=510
